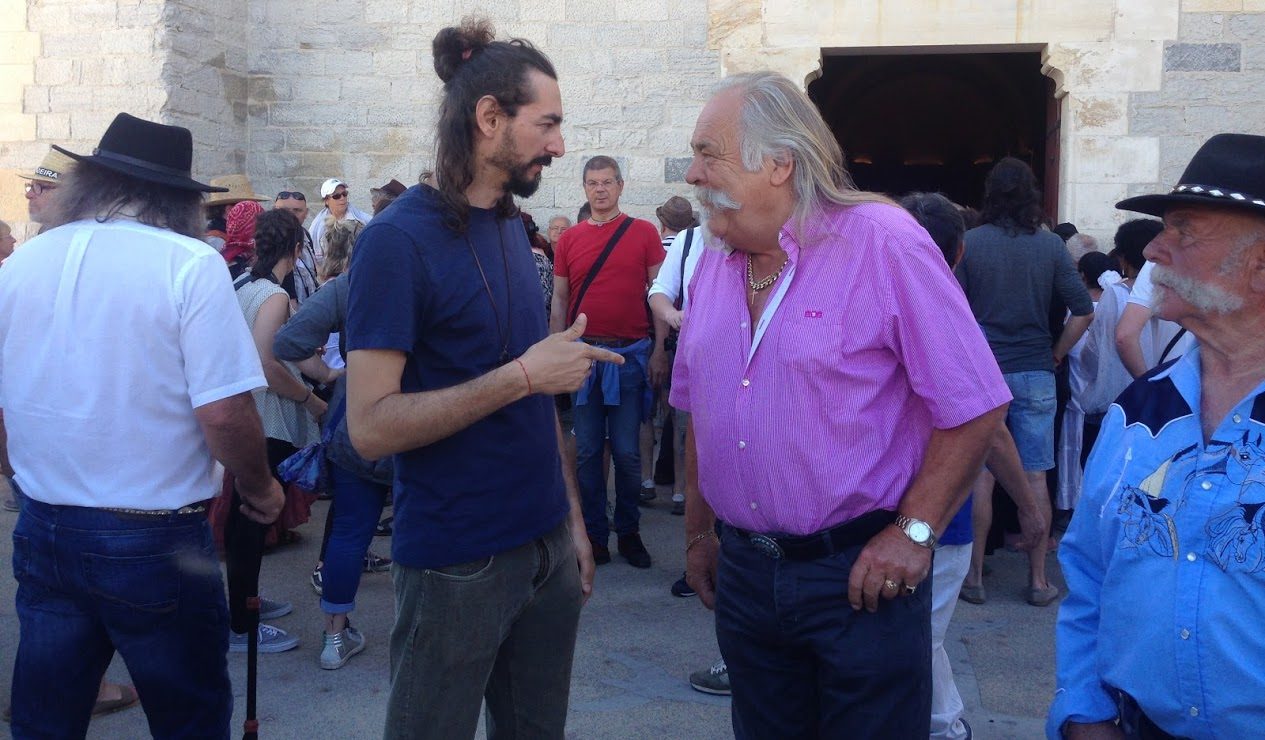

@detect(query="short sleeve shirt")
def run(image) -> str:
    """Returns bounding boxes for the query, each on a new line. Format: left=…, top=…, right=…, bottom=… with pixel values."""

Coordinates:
left=671, top=203, right=1011, bottom=535
left=346, top=185, right=568, bottom=569
left=553, top=215, right=665, bottom=338
left=0, top=220, right=265, bottom=509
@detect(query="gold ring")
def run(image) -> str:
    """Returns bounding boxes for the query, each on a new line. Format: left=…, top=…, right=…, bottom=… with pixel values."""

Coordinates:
left=883, top=579, right=898, bottom=591
left=904, top=584, right=917, bottom=595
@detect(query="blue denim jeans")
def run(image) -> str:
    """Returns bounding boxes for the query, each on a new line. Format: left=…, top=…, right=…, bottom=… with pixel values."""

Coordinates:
left=321, top=463, right=390, bottom=613
left=1002, top=370, right=1057, bottom=471
left=384, top=519, right=581, bottom=739
left=572, top=358, right=645, bottom=544
left=11, top=488, right=232, bottom=739
left=715, top=523, right=932, bottom=739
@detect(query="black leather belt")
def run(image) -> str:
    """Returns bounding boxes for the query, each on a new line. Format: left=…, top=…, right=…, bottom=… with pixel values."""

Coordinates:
left=582, top=336, right=643, bottom=348
left=730, top=509, right=897, bottom=561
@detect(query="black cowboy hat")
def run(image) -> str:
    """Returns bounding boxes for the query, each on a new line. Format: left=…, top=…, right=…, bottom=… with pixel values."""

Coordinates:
left=52, top=113, right=227, bottom=193
left=1117, top=133, right=1265, bottom=217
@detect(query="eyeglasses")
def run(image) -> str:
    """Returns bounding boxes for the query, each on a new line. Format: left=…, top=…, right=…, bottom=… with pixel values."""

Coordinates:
left=276, top=191, right=306, bottom=201
left=584, top=179, right=618, bottom=189
left=327, top=192, right=348, bottom=200
left=24, top=181, right=56, bottom=196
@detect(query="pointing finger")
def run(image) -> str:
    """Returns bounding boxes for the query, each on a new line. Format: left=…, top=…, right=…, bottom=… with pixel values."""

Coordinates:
left=583, top=346, right=625, bottom=365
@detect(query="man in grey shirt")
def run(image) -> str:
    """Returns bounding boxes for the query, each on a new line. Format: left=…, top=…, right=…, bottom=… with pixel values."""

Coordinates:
left=954, top=158, right=1093, bottom=607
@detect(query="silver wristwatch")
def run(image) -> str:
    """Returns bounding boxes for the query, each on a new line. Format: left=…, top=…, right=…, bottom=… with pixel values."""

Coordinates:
left=895, top=514, right=938, bottom=549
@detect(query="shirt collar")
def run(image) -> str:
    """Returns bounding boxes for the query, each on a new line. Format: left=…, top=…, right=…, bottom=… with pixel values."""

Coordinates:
left=717, top=211, right=806, bottom=264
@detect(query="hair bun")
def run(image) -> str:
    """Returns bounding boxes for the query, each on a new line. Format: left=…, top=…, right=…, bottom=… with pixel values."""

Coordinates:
left=432, top=17, right=496, bottom=84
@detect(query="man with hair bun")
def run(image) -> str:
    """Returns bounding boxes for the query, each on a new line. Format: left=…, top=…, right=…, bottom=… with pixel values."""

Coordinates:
left=345, top=18, right=621, bottom=740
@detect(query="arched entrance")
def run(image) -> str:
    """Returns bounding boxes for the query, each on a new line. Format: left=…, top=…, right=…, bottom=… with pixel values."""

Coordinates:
left=807, top=50, right=1057, bottom=212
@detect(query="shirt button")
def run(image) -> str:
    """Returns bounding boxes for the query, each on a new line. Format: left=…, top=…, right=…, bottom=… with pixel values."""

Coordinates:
left=1187, top=552, right=1197, bottom=562
left=740, top=322, right=748, bottom=329
left=1233, top=413, right=1242, bottom=423
left=750, top=502, right=758, bottom=510
left=741, top=379, right=750, bottom=387
left=1181, top=628, right=1190, bottom=640
left=738, top=441, right=746, bottom=449
left=1201, top=481, right=1213, bottom=490
left=1190, top=707, right=1199, bottom=717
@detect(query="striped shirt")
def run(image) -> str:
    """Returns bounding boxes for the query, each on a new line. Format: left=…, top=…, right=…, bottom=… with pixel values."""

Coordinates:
left=670, top=202, right=1010, bottom=535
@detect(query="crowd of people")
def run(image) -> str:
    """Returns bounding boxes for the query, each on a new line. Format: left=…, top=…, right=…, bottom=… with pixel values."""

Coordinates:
left=0, top=14, right=1262, bottom=740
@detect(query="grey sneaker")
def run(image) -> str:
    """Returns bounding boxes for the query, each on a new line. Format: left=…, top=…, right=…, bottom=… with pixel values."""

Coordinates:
left=689, top=659, right=730, bottom=695
left=259, top=596, right=292, bottom=620
left=229, top=623, right=300, bottom=654
left=320, top=624, right=366, bottom=670
left=363, top=550, right=392, bottom=573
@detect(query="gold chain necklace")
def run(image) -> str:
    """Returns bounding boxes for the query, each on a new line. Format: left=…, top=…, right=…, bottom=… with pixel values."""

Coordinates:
left=746, top=253, right=789, bottom=295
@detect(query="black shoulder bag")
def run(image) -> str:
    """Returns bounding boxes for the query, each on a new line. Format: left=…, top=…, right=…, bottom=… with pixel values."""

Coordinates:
left=664, top=227, right=696, bottom=352
left=567, top=216, right=635, bottom=325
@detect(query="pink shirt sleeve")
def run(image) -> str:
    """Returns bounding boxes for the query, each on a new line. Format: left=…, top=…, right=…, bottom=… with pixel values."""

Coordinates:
left=882, top=219, right=1011, bottom=428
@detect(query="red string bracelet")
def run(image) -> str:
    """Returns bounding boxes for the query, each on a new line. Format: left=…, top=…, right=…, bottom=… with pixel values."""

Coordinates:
left=514, top=359, right=532, bottom=395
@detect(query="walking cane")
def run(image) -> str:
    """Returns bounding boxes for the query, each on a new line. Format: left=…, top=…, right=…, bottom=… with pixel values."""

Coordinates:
left=224, top=481, right=267, bottom=739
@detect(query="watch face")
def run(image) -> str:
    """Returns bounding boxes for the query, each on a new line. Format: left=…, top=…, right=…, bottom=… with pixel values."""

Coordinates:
left=908, top=521, right=932, bottom=543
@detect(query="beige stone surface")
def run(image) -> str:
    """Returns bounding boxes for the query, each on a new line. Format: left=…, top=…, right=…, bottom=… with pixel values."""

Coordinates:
left=1183, top=0, right=1243, bottom=11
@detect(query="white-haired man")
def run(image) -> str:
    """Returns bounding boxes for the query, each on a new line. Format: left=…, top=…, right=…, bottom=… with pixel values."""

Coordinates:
left=674, top=72, right=1011, bottom=737
left=1050, top=133, right=1265, bottom=739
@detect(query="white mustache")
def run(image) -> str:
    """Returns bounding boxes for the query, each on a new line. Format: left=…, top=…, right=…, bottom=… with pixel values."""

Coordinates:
left=695, top=186, right=741, bottom=212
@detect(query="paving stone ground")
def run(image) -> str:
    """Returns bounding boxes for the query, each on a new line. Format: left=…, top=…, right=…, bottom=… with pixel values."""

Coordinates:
left=0, top=489, right=1060, bottom=739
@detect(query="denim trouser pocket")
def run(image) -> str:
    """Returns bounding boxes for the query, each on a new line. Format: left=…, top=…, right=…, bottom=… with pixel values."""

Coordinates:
left=426, top=555, right=495, bottom=581
left=83, top=550, right=181, bottom=613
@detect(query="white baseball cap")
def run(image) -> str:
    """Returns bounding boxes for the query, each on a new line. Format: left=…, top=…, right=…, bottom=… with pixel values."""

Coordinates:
left=320, top=178, right=346, bottom=198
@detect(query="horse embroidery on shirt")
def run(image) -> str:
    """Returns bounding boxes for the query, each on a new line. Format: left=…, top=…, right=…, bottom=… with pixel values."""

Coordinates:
left=1118, top=457, right=1178, bottom=558
left=1206, top=432, right=1265, bottom=572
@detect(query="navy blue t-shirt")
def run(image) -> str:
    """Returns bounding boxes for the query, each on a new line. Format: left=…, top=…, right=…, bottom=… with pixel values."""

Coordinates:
left=940, top=495, right=973, bottom=546
left=345, top=185, right=568, bottom=569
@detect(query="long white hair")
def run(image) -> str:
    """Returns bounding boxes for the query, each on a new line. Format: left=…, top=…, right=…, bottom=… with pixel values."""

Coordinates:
left=712, top=72, right=892, bottom=229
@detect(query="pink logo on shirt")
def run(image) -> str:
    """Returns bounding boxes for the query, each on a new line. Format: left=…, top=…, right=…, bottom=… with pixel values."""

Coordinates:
left=804, top=310, right=824, bottom=319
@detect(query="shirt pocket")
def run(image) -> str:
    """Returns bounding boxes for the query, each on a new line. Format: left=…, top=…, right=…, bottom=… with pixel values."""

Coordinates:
left=775, top=312, right=845, bottom=373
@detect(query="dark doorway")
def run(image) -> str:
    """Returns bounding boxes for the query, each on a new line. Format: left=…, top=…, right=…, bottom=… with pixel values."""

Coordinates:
left=807, top=51, right=1057, bottom=213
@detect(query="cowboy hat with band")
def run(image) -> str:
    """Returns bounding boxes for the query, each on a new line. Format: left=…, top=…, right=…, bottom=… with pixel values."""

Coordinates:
left=52, top=112, right=227, bottom=194
left=1117, top=133, right=1265, bottom=217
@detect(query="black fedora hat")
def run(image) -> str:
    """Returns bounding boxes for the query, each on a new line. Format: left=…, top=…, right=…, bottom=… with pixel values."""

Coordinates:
left=1117, top=133, right=1265, bottom=217
left=52, top=113, right=227, bottom=193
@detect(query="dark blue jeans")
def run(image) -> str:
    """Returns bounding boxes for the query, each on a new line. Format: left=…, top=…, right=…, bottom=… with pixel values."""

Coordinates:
left=573, top=358, right=645, bottom=544
left=321, top=463, right=390, bottom=613
left=715, top=523, right=932, bottom=739
left=10, top=489, right=232, bottom=739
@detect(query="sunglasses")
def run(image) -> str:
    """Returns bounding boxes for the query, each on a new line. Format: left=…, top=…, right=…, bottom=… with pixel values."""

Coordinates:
left=276, top=191, right=306, bottom=201
left=327, top=192, right=348, bottom=200
left=24, top=181, right=56, bottom=196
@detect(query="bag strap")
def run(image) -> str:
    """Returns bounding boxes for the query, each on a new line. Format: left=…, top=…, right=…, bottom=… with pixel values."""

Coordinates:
left=674, top=227, right=696, bottom=311
left=568, top=215, right=635, bottom=325
left=1159, top=327, right=1188, bottom=365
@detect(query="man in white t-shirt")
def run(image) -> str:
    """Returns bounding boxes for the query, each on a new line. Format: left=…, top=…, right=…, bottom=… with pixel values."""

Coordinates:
left=0, top=113, right=283, bottom=737
left=1116, top=261, right=1197, bottom=376
left=309, top=178, right=372, bottom=264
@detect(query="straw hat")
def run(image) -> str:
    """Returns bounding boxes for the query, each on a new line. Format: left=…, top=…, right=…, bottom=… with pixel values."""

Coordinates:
left=203, top=174, right=271, bottom=207
left=18, top=148, right=78, bottom=185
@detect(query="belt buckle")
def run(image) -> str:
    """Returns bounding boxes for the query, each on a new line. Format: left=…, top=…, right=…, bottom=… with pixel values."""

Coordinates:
left=748, top=533, right=784, bottom=560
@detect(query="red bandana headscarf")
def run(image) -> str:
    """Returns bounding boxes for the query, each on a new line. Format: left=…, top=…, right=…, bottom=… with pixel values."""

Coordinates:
left=222, top=201, right=265, bottom=265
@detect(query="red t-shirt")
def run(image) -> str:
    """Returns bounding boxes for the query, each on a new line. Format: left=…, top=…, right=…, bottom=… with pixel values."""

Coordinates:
left=554, top=215, right=666, bottom=339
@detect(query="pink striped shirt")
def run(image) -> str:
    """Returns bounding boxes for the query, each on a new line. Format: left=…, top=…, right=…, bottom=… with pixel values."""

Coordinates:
left=670, top=202, right=1010, bottom=535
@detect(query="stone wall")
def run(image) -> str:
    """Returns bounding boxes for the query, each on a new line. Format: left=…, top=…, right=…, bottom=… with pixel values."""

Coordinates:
left=242, top=0, right=718, bottom=223
left=1128, top=4, right=1265, bottom=201
left=4, top=0, right=1265, bottom=240
left=0, top=0, right=170, bottom=237
left=163, top=0, right=250, bottom=177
